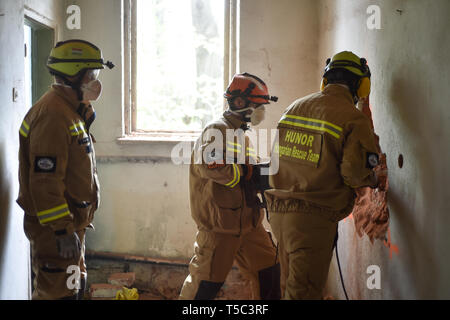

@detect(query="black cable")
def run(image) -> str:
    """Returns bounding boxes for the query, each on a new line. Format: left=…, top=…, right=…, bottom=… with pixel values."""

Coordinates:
left=334, top=229, right=349, bottom=300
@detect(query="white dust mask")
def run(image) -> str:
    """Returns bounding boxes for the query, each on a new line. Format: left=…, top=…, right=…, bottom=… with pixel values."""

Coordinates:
left=249, top=105, right=266, bottom=126
left=80, top=79, right=102, bottom=101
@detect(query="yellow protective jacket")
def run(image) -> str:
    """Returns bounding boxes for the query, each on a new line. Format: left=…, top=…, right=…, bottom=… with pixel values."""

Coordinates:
left=17, top=85, right=100, bottom=235
left=265, top=84, right=378, bottom=221
left=189, top=111, right=262, bottom=235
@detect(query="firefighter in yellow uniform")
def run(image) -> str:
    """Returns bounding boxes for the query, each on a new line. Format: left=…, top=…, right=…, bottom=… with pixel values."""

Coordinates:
left=17, top=40, right=114, bottom=299
left=179, top=73, right=281, bottom=300
left=265, top=51, right=380, bottom=299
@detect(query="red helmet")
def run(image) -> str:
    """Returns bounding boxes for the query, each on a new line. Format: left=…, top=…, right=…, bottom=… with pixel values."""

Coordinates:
left=224, top=73, right=278, bottom=104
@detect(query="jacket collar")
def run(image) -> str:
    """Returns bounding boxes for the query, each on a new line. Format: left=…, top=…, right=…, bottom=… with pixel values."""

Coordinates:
left=51, top=84, right=82, bottom=113
left=223, top=110, right=249, bottom=131
left=322, top=84, right=355, bottom=105
left=51, top=84, right=96, bottom=129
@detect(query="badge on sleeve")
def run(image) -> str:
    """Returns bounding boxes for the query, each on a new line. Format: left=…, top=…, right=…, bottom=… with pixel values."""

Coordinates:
left=366, top=152, right=379, bottom=169
left=34, top=157, right=57, bottom=173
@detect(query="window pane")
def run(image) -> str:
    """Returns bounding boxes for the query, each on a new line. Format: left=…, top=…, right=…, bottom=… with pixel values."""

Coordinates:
left=136, top=0, right=224, bottom=132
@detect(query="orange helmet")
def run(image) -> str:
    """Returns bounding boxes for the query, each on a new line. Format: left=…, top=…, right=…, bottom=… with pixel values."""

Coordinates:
left=224, top=73, right=278, bottom=105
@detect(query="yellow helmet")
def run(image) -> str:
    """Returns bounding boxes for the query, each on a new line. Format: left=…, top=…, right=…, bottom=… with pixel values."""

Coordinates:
left=320, top=51, right=371, bottom=100
left=47, top=39, right=114, bottom=77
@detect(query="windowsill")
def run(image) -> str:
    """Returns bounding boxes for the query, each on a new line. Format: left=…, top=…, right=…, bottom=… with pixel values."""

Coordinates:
left=117, top=132, right=200, bottom=144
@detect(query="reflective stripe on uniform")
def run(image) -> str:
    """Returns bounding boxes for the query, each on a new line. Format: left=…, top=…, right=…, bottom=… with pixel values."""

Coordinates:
left=69, top=121, right=87, bottom=136
left=19, top=120, right=30, bottom=138
left=226, top=141, right=242, bottom=154
left=225, top=163, right=241, bottom=188
left=227, top=141, right=242, bottom=147
left=37, top=203, right=70, bottom=224
left=227, top=141, right=242, bottom=153
left=279, top=114, right=343, bottom=139
left=227, top=147, right=241, bottom=154
left=246, top=147, right=256, bottom=157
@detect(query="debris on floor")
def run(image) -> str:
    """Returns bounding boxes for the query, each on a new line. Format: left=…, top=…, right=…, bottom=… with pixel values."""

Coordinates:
left=90, top=272, right=139, bottom=300
left=87, top=255, right=253, bottom=300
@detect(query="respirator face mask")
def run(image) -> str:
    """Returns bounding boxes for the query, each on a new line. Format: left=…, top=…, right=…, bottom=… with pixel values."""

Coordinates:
left=80, top=79, right=102, bottom=101
left=55, top=69, right=102, bottom=102
left=247, top=105, right=266, bottom=125
left=233, top=104, right=266, bottom=126
left=80, top=69, right=102, bottom=101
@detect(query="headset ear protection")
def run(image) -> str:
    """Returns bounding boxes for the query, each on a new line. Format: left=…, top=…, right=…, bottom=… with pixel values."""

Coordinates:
left=320, top=58, right=332, bottom=91
left=357, top=58, right=371, bottom=99
left=320, top=57, right=371, bottom=99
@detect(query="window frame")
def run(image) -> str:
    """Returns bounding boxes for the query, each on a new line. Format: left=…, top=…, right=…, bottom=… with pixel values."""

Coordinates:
left=122, top=0, right=238, bottom=141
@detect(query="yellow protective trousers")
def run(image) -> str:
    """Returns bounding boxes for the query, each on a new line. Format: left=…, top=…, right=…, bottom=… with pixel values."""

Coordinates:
left=269, top=211, right=337, bottom=300
left=24, top=214, right=86, bottom=300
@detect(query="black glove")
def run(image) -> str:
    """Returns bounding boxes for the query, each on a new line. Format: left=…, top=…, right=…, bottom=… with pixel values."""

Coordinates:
left=55, top=232, right=81, bottom=260
left=251, top=162, right=271, bottom=192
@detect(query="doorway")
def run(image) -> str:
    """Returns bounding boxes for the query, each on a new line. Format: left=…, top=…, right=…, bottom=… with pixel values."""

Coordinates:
left=24, top=17, right=55, bottom=107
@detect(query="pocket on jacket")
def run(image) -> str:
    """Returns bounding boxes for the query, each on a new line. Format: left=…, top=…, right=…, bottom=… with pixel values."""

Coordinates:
left=215, top=207, right=241, bottom=231
left=212, top=183, right=242, bottom=208
left=70, top=201, right=93, bottom=230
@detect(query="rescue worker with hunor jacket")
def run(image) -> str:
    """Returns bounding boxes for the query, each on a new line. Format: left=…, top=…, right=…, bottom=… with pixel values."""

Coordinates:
left=265, top=51, right=381, bottom=299
left=17, top=40, right=114, bottom=299
left=179, top=73, right=281, bottom=300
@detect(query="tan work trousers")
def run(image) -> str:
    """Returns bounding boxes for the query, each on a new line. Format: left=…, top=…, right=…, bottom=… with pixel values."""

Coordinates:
left=24, top=214, right=86, bottom=300
left=269, top=211, right=337, bottom=300
left=179, top=224, right=279, bottom=300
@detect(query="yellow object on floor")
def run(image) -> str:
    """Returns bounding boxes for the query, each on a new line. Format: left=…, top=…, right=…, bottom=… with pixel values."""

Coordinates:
left=115, top=287, right=139, bottom=300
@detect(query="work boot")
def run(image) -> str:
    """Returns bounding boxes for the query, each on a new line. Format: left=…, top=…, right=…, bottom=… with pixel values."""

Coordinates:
left=194, top=281, right=224, bottom=300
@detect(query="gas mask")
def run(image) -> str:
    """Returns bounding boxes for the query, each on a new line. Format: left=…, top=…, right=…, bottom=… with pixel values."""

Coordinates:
left=80, top=79, right=102, bottom=102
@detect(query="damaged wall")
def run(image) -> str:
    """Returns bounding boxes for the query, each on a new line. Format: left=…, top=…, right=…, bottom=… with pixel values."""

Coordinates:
left=0, top=0, right=29, bottom=300
left=318, top=0, right=450, bottom=299
left=0, top=0, right=64, bottom=299
left=239, top=0, right=320, bottom=131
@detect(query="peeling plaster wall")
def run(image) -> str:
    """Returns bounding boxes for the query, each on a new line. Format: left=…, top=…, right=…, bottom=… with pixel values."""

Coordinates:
left=318, top=0, right=450, bottom=299
left=239, top=0, right=320, bottom=132
left=0, top=0, right=64, bottom=300
left=87, top=160, right=195, bottom=260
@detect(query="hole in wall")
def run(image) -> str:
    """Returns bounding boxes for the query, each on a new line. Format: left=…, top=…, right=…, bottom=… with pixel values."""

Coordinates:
left=398, top=154, right=404, bottom=168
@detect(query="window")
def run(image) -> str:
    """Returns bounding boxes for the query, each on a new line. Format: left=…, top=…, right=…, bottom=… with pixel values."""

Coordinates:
left=124, top=0, right=234, bottom=139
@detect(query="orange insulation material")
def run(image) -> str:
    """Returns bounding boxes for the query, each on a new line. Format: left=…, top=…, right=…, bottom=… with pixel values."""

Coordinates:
left=351, top=98, right=389, bottom=243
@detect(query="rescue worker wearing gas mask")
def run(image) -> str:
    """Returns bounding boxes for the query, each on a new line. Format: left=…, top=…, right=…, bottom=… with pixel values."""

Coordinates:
left=265, top=51, right=380, bottom=299
left=179, top=73, right=281, bottom=300
left=17, top=39, right=114, bottom=299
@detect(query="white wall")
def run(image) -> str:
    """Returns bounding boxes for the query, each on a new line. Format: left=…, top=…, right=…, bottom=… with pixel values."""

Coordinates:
left=239, top=0, right=320, bottom=130
left=318, top=0, right=450, bottom=299
left=0, top=0, right=64, bottom=300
